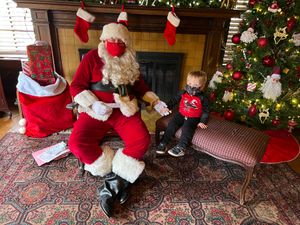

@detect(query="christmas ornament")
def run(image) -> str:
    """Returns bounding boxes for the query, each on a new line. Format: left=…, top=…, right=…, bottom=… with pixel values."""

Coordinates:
left=248, top=104, right=257, bottom=117
left=220, top=0, right=237, bottom=9
left=248, top=0, right=257, bottom=8
left=275, top=103, right=282, bottom=111
left=262, top=55, right=275, bottom=67
left=224, top=109, right=235, bottom=121
left=258, top=108, right=270, bottom=124
left=287, top=16, right=297, bottom=32
left=240, top=115, right=246, bottom=122
left=247, top=82, right=257, bottom=92
left=257, top=37, right=268, bottom=48
left=240, top=28, right=257, bottom=43
left=226, top=63, right=233, bottom=71
left=222, top=90, right=233, bottom=102
left=232, top=71, right=243, bottom=80
left=74, top=3, right=95, bottom=43
left=260, top=66, right=282, bottom=101
left=208, top=71, right=223, bottom=89
left=117, top=5, right=128, bottom=26
left=292, top=33, right=300, bottom=46
left=232, top=34, right=241, bottom=44
left=209, top=91, right=217, bottom=102
left=268, top=1, right=281, bottom=13
left=291, top=98, right=299, bottom=106
left=273, top=27, right=288, bottom=44
left=164, top=8, right=180, bottom=46
left=288, top=118, right=297, bottom=133
left=272, top=116, right=280, bottom=126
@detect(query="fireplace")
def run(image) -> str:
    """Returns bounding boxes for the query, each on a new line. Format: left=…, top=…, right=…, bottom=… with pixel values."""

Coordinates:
left=137, top=52, right=183, bottom=102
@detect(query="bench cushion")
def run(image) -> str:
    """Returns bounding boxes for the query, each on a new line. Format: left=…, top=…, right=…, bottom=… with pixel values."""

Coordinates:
left=175, top=116, right=269, bottom=168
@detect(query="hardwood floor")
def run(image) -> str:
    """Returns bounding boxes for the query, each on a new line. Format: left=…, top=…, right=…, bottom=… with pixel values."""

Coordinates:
left=0, top=109, right=299, bottom=175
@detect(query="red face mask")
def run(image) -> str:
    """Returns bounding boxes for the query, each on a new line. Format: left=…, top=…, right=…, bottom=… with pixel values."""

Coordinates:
left=105, top=40, right=126, bottom=57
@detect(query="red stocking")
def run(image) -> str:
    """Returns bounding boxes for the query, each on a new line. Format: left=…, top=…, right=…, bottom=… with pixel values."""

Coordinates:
left=164, top=12, right=180, bottom=46
left=74, top=8, right=95, bottom=43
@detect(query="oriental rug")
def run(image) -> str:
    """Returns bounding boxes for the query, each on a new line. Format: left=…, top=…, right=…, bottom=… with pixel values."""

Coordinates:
left=0, top=132, right=300, bottom=225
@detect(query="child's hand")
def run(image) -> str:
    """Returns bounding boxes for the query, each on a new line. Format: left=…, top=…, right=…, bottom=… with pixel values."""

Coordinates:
left=154, top=101, right=171, bottom=116
left=197, top=123, right=208, bottom=129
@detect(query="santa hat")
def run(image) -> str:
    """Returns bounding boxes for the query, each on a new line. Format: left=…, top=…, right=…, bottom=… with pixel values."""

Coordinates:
left=99, top=8, right=131, bottom=46
left=271, top=66, right=281, bottom=79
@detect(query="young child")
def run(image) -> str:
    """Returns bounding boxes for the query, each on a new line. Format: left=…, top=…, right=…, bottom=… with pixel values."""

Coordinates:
left=156, top=70, right=209, bottom=157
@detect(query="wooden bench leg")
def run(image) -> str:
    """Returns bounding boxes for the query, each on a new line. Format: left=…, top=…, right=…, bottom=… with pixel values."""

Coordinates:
left=240, top=167, right=254, bottom=205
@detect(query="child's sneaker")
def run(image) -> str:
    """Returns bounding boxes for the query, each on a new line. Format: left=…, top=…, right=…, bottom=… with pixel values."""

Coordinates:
left=168, top=145, right=185, bottom=157
left=156, top=142, right=167, bottom=155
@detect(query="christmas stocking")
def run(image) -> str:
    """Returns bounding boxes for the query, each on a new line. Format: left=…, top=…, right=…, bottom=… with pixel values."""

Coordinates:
left=164, top=11, right=180, bottom=46
left=74, top=8, right=95, bottom=43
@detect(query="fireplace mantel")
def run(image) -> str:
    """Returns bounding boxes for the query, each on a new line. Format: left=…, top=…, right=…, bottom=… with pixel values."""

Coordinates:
left=14, top=0, right=242, bottom=77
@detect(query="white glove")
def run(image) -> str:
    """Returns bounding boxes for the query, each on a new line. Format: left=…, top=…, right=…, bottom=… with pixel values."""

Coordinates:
left=154, top=100, right=171, bottom=116
left=91, top=101, right=112, bottom=116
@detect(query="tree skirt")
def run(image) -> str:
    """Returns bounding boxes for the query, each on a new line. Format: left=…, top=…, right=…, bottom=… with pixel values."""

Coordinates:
left=261, top=129, right=300, bottom=164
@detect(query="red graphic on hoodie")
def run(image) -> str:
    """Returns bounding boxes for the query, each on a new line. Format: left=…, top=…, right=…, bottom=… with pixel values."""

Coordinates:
left=179, top=93, right=202, bottom=118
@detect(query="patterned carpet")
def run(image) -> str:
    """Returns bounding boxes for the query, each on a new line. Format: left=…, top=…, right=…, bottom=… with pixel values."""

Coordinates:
left=0, top=133, right=300, bottom=225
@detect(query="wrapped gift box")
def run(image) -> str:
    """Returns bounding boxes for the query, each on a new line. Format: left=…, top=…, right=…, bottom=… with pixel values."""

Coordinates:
left=26, top=42, right=56, bottom=86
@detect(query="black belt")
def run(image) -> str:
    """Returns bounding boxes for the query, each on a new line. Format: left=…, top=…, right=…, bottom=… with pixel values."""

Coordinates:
left=90, top=82, right=132, bottom=96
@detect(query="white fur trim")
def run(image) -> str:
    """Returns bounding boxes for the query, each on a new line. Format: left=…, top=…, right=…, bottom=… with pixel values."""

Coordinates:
left=167, top=12, right=180, bottom=27
left=271, top=74, right=281, bottom=79
left=117, top=11, right=127, bottom=23
left=112, top=149, right=145, bottom=183
left=84, top=145, right=115, bottom=176
left=100, top=23, right=131, bottom=46
left=74, top=90, right=98, bottom=108
left=17, top=72, right=66, bottom=97
left=113, top=94, right=139, bottom=117
left=76, top=8, right=95, bottom=23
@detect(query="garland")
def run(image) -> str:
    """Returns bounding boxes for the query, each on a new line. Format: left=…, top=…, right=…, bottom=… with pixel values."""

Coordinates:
left=66, top=0, right=236, bottom=9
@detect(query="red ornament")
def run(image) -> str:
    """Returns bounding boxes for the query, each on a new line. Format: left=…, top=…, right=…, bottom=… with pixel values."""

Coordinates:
left=232, top=71, right=243, bottom=80
left=209, top=91, right=217, bottom=102
left=262, top=55, right=275, bottom=67
left=287, top=16, right=297, bottom=32
left=270, top=1, right=279, bottom=10
left=226, top=63, right=233, bottom=71
left=232, top=34, right=241, bottom=44
left=248, top=0, right=257, bottom=8
left=247, top=50, right=252, bottom=55
left=297, top=66, right=300, bottom=78
left=248, top=104, right=257, bottom=117
left=224, top=109, right=235, bottom=121
left=272, top=116, right=280, bottom=126
left=257, top=37, right=268, bottom=48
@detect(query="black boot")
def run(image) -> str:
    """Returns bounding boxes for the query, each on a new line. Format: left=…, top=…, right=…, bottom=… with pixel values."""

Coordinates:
left=118, top=181, right=130, bottom=204
left=98, top=173, right=130, bottom=217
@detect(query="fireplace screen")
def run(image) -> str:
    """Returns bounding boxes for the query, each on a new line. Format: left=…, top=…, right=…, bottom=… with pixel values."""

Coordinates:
left=137, top=52, right=183, bottom=102
left=78, top=49, right=183, bottom=102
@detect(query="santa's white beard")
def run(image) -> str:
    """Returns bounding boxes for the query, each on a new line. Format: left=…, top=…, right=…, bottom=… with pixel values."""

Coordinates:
left=260, top=78, right=282, bottom=101
left=98, top=42, right=140, bottom=87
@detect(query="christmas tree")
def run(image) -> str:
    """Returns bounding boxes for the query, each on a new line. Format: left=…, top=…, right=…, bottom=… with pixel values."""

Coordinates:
left=208, top=0, right=300, bottom=131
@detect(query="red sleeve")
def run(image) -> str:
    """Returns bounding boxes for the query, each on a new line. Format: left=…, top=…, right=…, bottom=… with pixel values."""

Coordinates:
left=132, top=75, right=151, bottom=97
left=70, top=49, right=101, bottom=97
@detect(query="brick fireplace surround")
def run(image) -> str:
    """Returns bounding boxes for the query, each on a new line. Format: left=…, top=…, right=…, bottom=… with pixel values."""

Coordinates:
left=15, top=0, right=241, bottom=86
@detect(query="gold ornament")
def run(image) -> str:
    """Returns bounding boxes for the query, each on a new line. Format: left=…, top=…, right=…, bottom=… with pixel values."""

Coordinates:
left=240, top=115, right=246, bottom=122
left=291, top=98, right=299, bottom=106
left=274, top=27, right=288, bottom=44
left=282, top=68, right=289, bottom=74
left=220, top=0, right=237, bottom=9
left=275, top=103, right=282, bottom=111
left=259, top=108, right=270, bottom=124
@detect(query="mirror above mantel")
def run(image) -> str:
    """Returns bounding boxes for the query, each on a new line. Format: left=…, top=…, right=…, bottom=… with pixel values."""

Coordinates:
left=14, top=0, right=242, bottom=81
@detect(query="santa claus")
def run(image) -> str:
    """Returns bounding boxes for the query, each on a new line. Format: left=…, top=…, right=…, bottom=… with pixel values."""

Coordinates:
left=260, top=66, right=282, bottom=102
left=68, top=14, right=167, bottom=217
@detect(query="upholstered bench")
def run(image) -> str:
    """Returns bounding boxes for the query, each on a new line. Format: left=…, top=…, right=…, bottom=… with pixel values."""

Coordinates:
left=155, top=113, right=270, bottom=205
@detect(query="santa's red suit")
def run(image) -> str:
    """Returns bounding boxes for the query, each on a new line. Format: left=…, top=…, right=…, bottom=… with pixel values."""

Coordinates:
left=68, top=23, right=160, bottom=184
